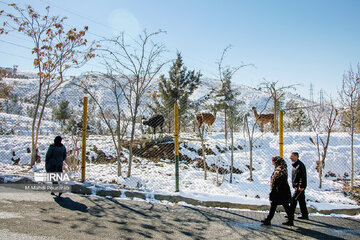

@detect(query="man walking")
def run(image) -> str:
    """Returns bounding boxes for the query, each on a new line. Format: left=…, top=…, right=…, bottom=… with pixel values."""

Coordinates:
left=283, top=152, right=308, bottom=226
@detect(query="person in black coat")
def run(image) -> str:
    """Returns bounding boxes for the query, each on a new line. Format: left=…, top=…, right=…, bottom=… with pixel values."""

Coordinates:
left=261, top=156, right=292, bottom=226
left=283, top=152, right=309, bottom=226
left=45, top=136, right=67, bottom=196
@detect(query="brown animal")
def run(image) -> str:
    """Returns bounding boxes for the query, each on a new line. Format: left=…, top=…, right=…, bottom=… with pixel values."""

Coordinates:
left=252, top=107, right=274, bottom=132
left=196, top=113, right=216, bottom=129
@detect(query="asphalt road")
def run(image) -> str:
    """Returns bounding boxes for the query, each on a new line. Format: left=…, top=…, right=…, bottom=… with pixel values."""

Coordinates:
left=0, top=186, right=359, bottom=240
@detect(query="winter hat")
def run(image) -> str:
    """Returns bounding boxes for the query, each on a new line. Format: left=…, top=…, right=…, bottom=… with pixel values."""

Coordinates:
left=54, top=136, right=62, bottom=146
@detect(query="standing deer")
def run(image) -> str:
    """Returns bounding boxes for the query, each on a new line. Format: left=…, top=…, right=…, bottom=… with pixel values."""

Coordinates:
left=195, top=112, right=216, bottom=131
left=252, top=107, right=274, bottom=132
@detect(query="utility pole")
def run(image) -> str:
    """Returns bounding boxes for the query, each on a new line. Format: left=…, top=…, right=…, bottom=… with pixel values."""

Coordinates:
left=320, top=89, right=324, bottom=110
left=310, top=83, right=314, bottom=102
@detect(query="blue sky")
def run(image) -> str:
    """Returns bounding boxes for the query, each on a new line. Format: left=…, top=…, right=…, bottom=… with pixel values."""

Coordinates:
left=1, top=0, right=359, bottom=100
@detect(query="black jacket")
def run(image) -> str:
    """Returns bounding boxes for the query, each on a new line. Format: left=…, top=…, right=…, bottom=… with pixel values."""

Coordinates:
left=270, top=174, right=291, bottom=204
left=292, top=160, right=307, bottom=189
left=45, top=144, right=66, bottom=168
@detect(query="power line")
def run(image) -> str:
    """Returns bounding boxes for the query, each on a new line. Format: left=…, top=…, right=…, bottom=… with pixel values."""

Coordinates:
left=38, top=0, right=216, bottom=71
left=2, top=0, right=219, bottom=77
left=0, top=0, right=10, bottom=6
left=282, top=104, right=320, bottom=111
left=3, top=32, right=34, bottom=44
left=0, top=39, right=32, bottom=50
left=0, top=50, right=33, bottom=61
left=40, top=0, right=113, bottom=31
left=39, top=0, right=136, bottom=41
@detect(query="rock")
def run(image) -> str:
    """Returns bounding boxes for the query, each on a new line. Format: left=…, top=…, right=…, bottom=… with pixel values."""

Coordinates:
left=71, top=184, right=92, bottom=195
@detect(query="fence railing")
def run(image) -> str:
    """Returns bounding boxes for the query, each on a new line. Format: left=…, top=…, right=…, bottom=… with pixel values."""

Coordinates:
left=1, top=103, right=359, bottom=210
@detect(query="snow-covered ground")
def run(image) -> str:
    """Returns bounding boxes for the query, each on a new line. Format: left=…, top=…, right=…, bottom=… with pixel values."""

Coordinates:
left=1, top=73, right=359, bottom=216
left=1, top=130, right=359, bottom=213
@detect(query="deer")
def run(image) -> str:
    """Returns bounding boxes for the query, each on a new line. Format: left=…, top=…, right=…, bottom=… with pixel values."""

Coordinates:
left=251, top=107, right=274, bottom=132
left=195, top=112, right=216, bottom=131
left=142, top=114, right=164, bottom=134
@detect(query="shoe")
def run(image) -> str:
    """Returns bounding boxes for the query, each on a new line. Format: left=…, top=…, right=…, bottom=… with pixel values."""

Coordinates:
left=261, top=219, right=271, bottom=225
left=298, top=216, right=309, bottom=220
left=282, top=220, right=294, bottom=226
left=58, top=192, right=62, bottom=197
left=51, top=192, right=55, bottom=196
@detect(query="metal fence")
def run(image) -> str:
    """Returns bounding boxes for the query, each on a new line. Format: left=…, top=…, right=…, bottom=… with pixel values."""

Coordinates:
left=1, top=99, right=359, bottom=211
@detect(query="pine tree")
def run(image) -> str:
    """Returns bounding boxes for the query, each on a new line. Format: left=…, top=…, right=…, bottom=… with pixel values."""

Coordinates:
left=54, top=100, right=72, bottom=125
left=211, top=69, right=243, bottom=137
left=151, top=52, right=201, bottom=132
left=285, top=100, right=311, bottom=132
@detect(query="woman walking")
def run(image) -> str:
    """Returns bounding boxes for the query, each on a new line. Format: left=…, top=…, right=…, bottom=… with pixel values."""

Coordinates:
left=45, top=136, right=67, bottom=197
left=261, top=156, right=292, bottom=226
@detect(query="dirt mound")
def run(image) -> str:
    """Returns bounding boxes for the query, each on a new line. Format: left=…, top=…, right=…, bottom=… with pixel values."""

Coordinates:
left=91, top=145, right=117, bottom=164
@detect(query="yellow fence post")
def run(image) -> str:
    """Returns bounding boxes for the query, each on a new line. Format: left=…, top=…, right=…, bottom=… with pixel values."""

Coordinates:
left=174, top=103, right=179, bottom=192
left=81, top=97, right=88, bottom=182
left=279, top=110, right=284, bottom=158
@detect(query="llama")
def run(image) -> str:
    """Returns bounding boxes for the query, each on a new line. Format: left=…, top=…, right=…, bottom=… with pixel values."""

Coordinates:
left=195, top=112, right=216, bottom=130
left=252, top=107, right=274, bottom=132
left=143, top=114, right=164, bottom=134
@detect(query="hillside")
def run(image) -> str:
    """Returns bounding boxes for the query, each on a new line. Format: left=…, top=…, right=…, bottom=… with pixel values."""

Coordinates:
left=1, top=71, right=359, bottom=213
left=1, top=71, right=312, bottom=132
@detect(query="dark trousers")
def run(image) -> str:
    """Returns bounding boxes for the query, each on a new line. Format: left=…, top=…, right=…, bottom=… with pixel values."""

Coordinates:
left=45, top=164, right=63, bottom=186
left=266, top=202, right=291, bottom=221
left=289, top=189, right=308, bottom=217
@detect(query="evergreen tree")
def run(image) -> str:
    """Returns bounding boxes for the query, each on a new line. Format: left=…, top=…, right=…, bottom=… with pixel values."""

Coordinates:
left=151, top=52, right=201, bottom=132
left=285, top=100, right=311, bottom=132
left=211, top=69, right=244, bottom=136
left=341, top=96, right=360, bottom=133
left=54, top=100, right=72, bottom=125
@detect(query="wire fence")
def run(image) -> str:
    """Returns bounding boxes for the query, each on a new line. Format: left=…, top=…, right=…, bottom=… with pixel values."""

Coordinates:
left=1, top=100, right=359, bottom=208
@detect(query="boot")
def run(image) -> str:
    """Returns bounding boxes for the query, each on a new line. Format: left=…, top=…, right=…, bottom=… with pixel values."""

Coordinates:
left=261, top=218, right=271, bottom=226
left=282, top=216, right=294, bottom=226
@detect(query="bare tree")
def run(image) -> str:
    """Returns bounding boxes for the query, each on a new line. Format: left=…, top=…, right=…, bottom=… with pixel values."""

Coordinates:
left=100, top=30, right=168, bottom=177
left=1, top=4, right=94, bottom=166
left=215, top=45, right=252, bottom=145
left=243, top=98, right=271, bottom=181
left=307, top=102, right=338, bottom=188
left=338, top=64, right=360, bottom=189
left=213, top=46, right=251, bottom=183
left=259, top=80, right=297, bottom=135
left=198, top=123, right=208, bottom=180
left=73, top=73, right=129, bottom=176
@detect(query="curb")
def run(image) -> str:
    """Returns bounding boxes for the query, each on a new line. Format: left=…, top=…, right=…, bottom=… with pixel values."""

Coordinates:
left=69, top=182, right=360, bottom=216
left=1, top=175, right=360, bottom=216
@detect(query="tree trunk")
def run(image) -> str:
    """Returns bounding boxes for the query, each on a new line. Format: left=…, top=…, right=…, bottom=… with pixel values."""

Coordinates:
left=230, top=121, right=234, bottom=184
left=316, top=135, right=322, bottom=188
left=224, top=110, right=228, bottom=146
left=351, top=126, right=354, bottom=189
left=274, top=102, right=278, bottom=135
left=249, top=140, right=253, bottom=181
left=200, top=125, right=207, bottom=180
left=319, top=160, right=323, bottom=189
left=116, top=121, right=122, bottom=177
left=127, top=118, right=136, bottom=178
left=30, top=101, right=40, bottom=165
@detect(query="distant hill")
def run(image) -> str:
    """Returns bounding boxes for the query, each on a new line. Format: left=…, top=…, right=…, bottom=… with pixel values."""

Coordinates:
left=3, top=71, right=311, bottom=116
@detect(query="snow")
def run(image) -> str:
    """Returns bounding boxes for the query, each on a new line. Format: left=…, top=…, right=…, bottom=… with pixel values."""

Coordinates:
left=1, top=132, right=359, bottom=213
left=1, top=73, right=359, bottom=216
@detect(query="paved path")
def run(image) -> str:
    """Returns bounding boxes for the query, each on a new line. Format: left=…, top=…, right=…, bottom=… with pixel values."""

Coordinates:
left=0, top=186, right=359, bottom=240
